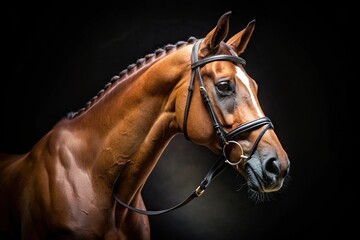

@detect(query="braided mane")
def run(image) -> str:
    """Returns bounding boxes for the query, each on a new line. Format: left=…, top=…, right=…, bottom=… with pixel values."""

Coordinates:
left=66, top=36, right=197, bottom=119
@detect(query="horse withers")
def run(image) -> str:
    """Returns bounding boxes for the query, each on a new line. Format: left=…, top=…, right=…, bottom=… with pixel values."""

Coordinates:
left=0, top=11, right=290, bottom=239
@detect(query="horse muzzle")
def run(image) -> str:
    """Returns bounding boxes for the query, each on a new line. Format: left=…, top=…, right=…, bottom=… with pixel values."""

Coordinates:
left=245, top=155, right=290, bottom=193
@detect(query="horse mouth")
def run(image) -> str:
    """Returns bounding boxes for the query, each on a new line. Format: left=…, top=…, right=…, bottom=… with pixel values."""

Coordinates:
left=245, top=165, right=264, bottom=192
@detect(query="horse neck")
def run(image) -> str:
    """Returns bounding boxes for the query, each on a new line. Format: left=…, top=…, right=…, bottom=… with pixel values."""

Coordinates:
left=62, top=44, right=192, bottom=200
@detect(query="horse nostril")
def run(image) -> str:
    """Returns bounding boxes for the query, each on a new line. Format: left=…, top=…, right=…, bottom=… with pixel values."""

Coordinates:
left=264, top=157, right=281, bottom=177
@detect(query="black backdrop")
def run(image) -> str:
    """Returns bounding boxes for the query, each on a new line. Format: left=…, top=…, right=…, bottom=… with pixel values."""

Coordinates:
left=1, top=2, right=355, bottom=239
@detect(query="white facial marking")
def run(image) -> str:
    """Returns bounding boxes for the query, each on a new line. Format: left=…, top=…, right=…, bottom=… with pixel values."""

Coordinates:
left=235, top=66, right=264, bottom=117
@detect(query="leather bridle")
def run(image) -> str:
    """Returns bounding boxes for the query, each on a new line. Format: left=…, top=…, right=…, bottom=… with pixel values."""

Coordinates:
left=113, top=39, right=273, bottom=215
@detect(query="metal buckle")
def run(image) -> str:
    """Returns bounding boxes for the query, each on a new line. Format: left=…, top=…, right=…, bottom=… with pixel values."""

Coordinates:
left=195, top=186, right=205, bottom=197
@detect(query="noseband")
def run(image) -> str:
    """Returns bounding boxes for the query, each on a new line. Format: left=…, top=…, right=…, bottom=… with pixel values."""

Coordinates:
left=113, top=39, right=273, bottom=215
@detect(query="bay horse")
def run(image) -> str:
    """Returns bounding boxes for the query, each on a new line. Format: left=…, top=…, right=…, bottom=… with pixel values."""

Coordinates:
left=0, top=11, right=290, bottom=239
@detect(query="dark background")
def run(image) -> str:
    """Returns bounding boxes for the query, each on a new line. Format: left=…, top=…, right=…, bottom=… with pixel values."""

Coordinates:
left=1, top=2, right=355, bottom=239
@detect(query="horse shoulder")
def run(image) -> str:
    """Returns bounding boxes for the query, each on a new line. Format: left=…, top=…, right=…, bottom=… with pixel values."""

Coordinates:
left=8, top=124, right=105, bottom=238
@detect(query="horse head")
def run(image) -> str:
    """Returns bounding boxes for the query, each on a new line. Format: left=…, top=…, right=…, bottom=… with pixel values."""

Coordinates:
left=176, top=11, right=290, bottom=195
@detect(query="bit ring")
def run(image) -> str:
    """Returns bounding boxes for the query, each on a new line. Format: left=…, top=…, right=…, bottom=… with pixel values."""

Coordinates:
left=223, top=140, right=248, bottom=166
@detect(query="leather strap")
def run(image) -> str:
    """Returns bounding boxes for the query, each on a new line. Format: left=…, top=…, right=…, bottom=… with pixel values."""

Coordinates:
left=112, top=156, right=227, bottom=216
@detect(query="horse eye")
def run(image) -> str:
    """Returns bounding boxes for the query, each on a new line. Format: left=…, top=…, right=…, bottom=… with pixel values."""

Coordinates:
left=216, top=81, right=234, bottom=95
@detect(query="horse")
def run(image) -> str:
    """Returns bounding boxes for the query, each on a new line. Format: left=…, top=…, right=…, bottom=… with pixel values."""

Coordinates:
left=0, top=11, right=290, bottom=239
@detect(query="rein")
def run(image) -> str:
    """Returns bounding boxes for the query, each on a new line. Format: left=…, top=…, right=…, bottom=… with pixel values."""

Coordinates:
left=112, top=39, right=273, bottom=215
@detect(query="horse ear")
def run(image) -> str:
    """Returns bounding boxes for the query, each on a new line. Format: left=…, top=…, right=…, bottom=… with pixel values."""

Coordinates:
left=226, top=19, right=255, bottom=55
left=199, top=11, right=231, bottom=57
